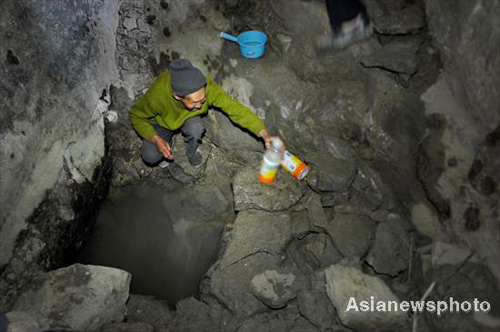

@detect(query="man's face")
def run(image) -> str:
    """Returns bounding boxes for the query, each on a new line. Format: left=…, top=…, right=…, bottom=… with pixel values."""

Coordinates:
left=177, top=88, right=206, bottom=111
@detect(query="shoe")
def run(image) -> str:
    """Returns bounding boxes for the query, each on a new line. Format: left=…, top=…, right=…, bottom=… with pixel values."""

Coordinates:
left=187, top=151, right=203, bottom=167
left=159, top=160, right=171, bottom=169
left=316, top=18, right=373, bottom=52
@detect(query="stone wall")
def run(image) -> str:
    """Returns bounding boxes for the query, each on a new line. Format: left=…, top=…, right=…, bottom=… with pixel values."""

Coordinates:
left=0, top=0, right=119, bottom=310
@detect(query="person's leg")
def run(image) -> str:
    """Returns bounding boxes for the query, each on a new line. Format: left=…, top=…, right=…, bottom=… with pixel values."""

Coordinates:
left=181, top=116, right=205, bottom=166
left=140, top=124, right=175, bottom=166
left=318, top=0, right=372, bottom=51
left=326, top=0, right=368, bottom=32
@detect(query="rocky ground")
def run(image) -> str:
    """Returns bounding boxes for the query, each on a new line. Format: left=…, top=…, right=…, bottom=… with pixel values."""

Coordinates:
left=2, top=0, right=499, bottom=331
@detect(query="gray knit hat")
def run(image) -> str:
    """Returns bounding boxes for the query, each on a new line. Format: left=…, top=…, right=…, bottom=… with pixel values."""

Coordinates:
left=170, top=59, right=207, bottom=96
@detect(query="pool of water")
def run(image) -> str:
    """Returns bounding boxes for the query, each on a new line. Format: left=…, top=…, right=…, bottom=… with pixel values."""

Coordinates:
left=78, top=183, right=223, bottom=307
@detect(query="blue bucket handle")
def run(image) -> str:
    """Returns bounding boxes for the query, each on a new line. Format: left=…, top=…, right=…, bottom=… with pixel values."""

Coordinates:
left=220, top=32, right=239, bottom=44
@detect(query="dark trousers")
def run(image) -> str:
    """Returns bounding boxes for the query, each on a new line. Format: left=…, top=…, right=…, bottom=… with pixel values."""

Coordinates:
left=141, top=116, right=206, bottom=165
left=326, top=0, right=368, bottom=31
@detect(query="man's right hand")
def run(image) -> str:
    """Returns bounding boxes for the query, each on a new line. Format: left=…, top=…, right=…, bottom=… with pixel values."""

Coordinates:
left=151, top=134, right=174, bottom=160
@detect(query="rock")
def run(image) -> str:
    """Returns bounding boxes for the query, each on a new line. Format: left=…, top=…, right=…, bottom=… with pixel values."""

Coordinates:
left=431, top=241, right=476, bottom=267
left=237, top=303, right=302, bottom=332
left=203, top=109, right=264, bottom=162
left=233, top=165, right=305, bottom=212
left=4, top=311, right=40, bottom=332
left=361, top=37, right=423, bottom=75
left=207, top=253, right=280, bottom=317
left=250, top=270, right=296, bottom=308
left=122, top=17, right=137, bottom=31
left=171, top=297, right=216, bottom=332
left=424, top=0, right=500, bottom=131
left=290, top=317, right=322, bottom=332
left=374, top=5, right=425, bottom=35
left=304, top=233, right=326, bottom=263
left=320, top=191, right=350, bottom=207
left=219, top=210, right=291, bottom=269
left=319, top=236, right=343, bottom=268
left=324, top=265, right=407, bottom=332
left=297, top=290, right=337, bottom=331
left=366, top=218, right=410, bottom=276
left=205, top=210, right=291, bottom=316
left=161, top=184, right=229, bottom=227
left=291, top=210, right=311, bottom=239
left=325, top=213, right=377, bottom=259
left=306, top=192, right=329, bottom=230
left=410, top=202, right=440, bottom=240
left=307, top=157, right=357, bottom=192
left=13, top=264, right=131, bottom=331
left=127, top=295, right=173, bottom=331
left=166, top=135, right=213, bottom=183
left=101, top=322, right=155, bottom=332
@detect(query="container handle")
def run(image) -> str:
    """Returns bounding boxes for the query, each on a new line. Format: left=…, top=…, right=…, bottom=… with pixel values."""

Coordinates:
left=220, top=32, right=239, bottom=43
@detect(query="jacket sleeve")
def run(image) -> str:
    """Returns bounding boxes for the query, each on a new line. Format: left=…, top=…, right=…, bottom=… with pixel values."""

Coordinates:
left=129, top=86, right=161, bottom=141
left=209, top=79, right=265, bottom=136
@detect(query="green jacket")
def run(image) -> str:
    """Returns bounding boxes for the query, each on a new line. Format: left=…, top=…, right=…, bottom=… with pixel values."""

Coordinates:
left=129, top=72, right=265, bottom=141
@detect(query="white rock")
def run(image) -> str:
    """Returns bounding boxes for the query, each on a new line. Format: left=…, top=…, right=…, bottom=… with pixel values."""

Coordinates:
left=324, top=264, right=407, bottom=332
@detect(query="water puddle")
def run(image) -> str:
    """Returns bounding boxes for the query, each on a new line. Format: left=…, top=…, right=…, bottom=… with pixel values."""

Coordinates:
left=78, top=182, right=224, bottom=306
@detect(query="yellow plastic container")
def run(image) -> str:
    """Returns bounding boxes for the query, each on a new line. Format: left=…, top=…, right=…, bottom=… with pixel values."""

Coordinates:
left=281, top=150, right=309, bottom=181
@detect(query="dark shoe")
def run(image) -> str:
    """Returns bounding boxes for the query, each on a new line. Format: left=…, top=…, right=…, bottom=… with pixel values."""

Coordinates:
left=187, top=151, right=203, bottom=167
left=316, top=19, right=373, bottom=52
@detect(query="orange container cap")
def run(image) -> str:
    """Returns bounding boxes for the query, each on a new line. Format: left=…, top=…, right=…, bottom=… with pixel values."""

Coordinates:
left=258, top=174, right=276, bottom=184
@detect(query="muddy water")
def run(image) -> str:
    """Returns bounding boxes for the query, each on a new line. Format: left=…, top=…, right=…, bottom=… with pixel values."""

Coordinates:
left=78, top=183, right=223, bottom=307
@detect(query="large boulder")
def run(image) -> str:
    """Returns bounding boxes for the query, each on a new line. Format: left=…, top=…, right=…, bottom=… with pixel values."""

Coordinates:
left=366, top=217, right=410, bottom=276
left=233, top=165, right=305, bottom=212
left=219, top=210, right=291, bottom=269
left=424, top=0, right=500, bottom=131
left=324, top=265, right=407, bottom=331
left=361, top=37, right=423, bottom=75
left=13, top=264, right=131, bottom=331
left=205, top=210, right=291, bottom=316
left=325, top=213, right=377, bottom=259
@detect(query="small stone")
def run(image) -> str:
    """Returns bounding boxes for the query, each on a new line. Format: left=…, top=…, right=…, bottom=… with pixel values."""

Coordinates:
left=464, top=206, right=481, bottom=232
left=162, top=26, right=171, bottom=37
left=447, top=157, right=458, bottom=167
left=146, top=15, right=156, bottom=25
left=122, top=17, right=137, bottom=31
left=6, top=49, right=20, bottom=65
left=160, top=0, right=169, bottom=10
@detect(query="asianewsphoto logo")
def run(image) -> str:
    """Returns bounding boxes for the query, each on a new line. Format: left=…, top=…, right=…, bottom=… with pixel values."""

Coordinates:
left=346, top=297, right=491, bottom=316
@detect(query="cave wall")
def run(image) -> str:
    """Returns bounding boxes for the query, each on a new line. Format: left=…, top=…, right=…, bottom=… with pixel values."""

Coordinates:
left=0, top=0, right=120, bottom=308
left=424, top=0, right=500, bottom=132
left=422, top=0, right=500, bottom=284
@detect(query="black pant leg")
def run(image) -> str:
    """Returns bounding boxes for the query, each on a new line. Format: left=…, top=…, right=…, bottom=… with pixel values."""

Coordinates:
left=326, top=0, right=367, bottom=31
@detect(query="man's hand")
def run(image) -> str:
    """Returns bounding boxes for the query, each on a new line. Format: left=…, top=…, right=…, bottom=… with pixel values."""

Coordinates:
left=151, top=134, right=174, bottom=160
left=259, top=130, right=272, bottom=149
